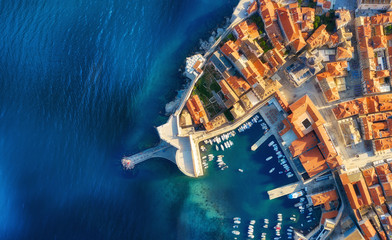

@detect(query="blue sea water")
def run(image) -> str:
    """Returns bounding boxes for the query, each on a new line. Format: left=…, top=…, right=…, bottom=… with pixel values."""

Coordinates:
left=0, top=0, right=239, bottom=239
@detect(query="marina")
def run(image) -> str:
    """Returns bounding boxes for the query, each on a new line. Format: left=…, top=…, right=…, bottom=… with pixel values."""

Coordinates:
left=198, top=113, right=321, bottom=239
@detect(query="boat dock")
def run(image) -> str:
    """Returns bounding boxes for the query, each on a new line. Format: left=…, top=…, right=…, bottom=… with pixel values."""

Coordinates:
left=251, top=131, right=272, bottom=151
left=267, top=181, right=304, bottom=200
left=122, top=141, right=176, bottom=169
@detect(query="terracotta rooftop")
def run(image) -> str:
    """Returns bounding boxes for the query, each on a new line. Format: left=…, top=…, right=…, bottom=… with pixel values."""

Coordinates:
left=277, top=7, right=300, bottom=43
left=322, top=0, right=332, bottom=9
left=310, top=189, right=338, bottom=210
left=299, top=147, right=328, bottom=177
left=333, top=94, right=392, bottom=119
left=220, top=40, right=239, bottom=57
left=306, top=24, right=330, bottom=49
left=383, top=181, right=392, bottom=197
left=259, top=0, right=277, bottom=27
left=374, top=137, right=392, bottom=154
left=247, top=0, right=258, bottom=15
left=362, top=167, right=379, bottom=187
left=219, top=79, right=239, bottom=106
left=289, top=131, right=318, bottom=157
left=292, top=36, right=307, bottom=53
left=186, top=95, right=209, bottom=125
left=263, top=48, right=285, bottom=72
left=226, top=75, right=250, bottom=96
left=288, top=95, right=326, bottom=138
left=318, top=77, right=340, bottom=102
left=340, top=172, right=372, bottom=210
left=371, top=12, right=392, bottom=26
left=314, top=125, right=337, bottom=159
left=336, top=47, right=353, bottom=61
left=375, top=163, right=391, bottom=182
left=359, top=219, right=378, bottom=239
left=369, top=184, right=386, bottom=205
left=372, top=35, right=387, bottom=49
left=274, top=90, right=289, bottom=112
left=335, top=9, right=351, bottom=29
left=325, top=61, right=348, bottom=76
left=321, top=210, right=338, bottom=224
left=234, top=21, right=259, bottom=40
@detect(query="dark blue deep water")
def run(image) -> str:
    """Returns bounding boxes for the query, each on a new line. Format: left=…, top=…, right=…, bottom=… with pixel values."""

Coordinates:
left=0, top=0, right=238, bottom=239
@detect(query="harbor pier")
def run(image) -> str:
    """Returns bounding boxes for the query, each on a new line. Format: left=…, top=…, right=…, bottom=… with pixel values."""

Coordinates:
left=267, top=181, right=304, bottom=200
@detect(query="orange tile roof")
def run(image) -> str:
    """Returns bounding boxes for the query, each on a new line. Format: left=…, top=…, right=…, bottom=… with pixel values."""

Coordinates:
left=288, top=95, right=326, bottom=138
left=336, top=47, right=353, bottom=61
left=318, top=77, right=340, bottom=102
left=374, top=137, right=392, bottom=153
left=333, top=98, right=366, bottom=119
left=289, top=131, right=319, bottom=157
left=382, top=181, right=392, bottom=197
left=186, top=95, right=208, bottom=125
left=259, top=0, right=277, bottom=27
left=226, top=75, right=250, bottom=96
left=360, top=219, right=378, bottom=239
left=274, top=91, right=289, bottom=112
left=369, top=184, right=386, bottom=205
left=362, top=167, right=379, bottom=187
left=335, top=9, right=351, bottom=29
left=328, top=33, right=339, bottom=47
left=374, top=25, right=385, bottom=36
left=372, top=35, right=387, bottom=49
left=247, top=0, right=258, bottom=15
left=375, top=70, right=390, bottom=78
left=321, top=210, right=338, bottom=224
left=289, top=7, right=302, bottom=23
left=234, top=21, right=259, bottom=40
left=220, top=40, right=239, bottom=56
left=333, top=94, right=392, bottom=119
left=357, top=25, right=372, bottom=38
left=264, top=48, right=285, bottom=72
left=322, top=0, right=331, bottom=9
left=292, top=36, right=307, bottom=53
left=314, top=125, right=337, bottom=159
left=340, top=173, right=372, bottom=210
left=370, top=12, right=392, bottom=25
left=310, top=189, right=338, bottom=210
left=277, top=7, right=300, bottom=43
left=219, top=79, right=239, bottom=105
left=306, top=24, right=330, bottom=49
left=299, top=147, right=328, bottom=177
left=376, top=164, right=391, bottom=182
left=325, top=61, right=348, bottom=76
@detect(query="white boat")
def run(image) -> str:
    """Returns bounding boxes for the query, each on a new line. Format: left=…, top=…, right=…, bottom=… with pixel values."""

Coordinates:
left=269, top=168, right=275, bottom=173
left=233, top=217, right=241, bottom=221
left=202, top=156, right=207, bottom=159
left=250, top=220, right=256, bottom=225
left=229, top=140, right=233, bottom=146
left=268, top=141, right=275, bottom=147
left=266, top=156, right=273, bottom=161
left=238, top=169, right=243, bottom=172
left=220, top=145, right=225, bottom=151
left=232, top=230, right=240, bottom=235
left=289, top=191, right=304, bottom=199
left=234, top=220, right=241, bottom=224
left=215, top=145, right=219, bottom=151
